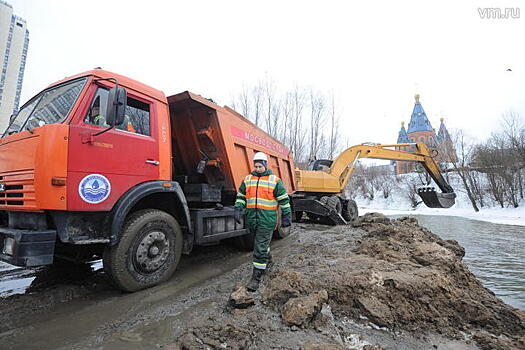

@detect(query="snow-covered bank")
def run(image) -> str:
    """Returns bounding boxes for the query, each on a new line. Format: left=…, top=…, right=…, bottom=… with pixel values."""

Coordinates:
left=359, top=206, right=525, bottom=226
left=353, top=173, right=525, bottom=226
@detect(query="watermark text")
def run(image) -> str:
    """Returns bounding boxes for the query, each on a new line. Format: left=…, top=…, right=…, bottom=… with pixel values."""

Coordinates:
left=478, top=7, right=520, bottom=19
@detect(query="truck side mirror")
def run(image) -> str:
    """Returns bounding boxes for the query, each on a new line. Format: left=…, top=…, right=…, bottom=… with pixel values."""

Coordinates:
left=105, top=87, right=127, bottom=127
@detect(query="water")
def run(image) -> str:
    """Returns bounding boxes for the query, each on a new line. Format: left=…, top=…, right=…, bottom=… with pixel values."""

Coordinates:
left=391, top=215, right=525, bottom=310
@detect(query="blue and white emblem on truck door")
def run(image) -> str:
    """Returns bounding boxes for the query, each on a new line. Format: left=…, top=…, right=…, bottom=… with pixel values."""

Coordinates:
left=78, top=174, right=111, bottom=204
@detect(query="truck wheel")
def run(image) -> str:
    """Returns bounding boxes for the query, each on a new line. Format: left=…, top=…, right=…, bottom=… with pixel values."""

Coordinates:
left=342, top=199, right=358, bottom=223
left=326, top=195, right=342, bottom=215
left=103, top=209, right=183, bottom=292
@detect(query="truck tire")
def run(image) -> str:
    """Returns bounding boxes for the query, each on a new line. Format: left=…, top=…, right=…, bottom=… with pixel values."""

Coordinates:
left=103, top=209, right=183, bottom=292
left=342, top=199, right=358, bottom=223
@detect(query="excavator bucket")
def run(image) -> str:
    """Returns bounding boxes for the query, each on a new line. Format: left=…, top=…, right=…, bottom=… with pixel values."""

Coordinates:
left=417, top=187, right=456, bottom=209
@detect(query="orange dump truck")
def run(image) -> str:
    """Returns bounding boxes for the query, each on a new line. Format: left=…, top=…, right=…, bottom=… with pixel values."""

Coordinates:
left=0, top=69, right=295, bottom=291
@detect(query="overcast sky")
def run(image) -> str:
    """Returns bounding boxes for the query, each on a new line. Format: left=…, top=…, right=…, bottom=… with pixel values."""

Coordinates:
left=9, top=0, right=525, bottom=145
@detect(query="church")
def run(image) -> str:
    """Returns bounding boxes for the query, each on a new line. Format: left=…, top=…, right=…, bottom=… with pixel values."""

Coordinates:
left=394, top=94, right=453, bottom=174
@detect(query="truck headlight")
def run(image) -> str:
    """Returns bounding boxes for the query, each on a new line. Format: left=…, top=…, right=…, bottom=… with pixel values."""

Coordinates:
left=2, top=237, right=15, bottom=256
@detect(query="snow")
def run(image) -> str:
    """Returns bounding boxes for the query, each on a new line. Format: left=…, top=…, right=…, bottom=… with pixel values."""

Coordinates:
left=353, top=173, right=525, bottom=227
left=0, top=261, right=18, bottom=272
left=359, top=206, right=525, bottom=227
left=0, top=277, right=35, bottom=297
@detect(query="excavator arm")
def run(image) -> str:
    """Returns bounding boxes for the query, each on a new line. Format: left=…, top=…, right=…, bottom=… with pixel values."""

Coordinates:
left=296, top=142, right=456, bottom=209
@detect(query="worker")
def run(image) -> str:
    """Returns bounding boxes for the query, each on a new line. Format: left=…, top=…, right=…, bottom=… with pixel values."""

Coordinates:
left=123, top=114, right=137, bottom=133
left=234, top=152, right=292, bottom=292
left=88, top=96, right=106, bottom=126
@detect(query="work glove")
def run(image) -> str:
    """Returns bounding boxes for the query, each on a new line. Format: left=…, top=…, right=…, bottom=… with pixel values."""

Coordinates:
left=234, top=207, right=243, bottom=224
left=281, top=213, right=292, bottom=227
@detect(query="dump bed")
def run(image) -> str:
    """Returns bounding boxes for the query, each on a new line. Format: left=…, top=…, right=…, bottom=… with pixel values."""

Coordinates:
left=167, top=92, right=296, bottom=200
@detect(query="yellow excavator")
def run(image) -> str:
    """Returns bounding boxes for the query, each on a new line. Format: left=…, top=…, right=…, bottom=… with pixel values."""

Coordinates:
left=291, top=142, right=456, bottom=224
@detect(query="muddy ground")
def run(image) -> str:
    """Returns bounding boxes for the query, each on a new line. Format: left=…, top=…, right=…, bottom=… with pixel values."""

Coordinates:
left=1, top=214, right=524, bottom=350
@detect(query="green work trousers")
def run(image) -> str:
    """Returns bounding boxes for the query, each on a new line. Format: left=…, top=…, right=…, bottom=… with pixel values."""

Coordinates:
left=251, top=228, right=273, bottom=270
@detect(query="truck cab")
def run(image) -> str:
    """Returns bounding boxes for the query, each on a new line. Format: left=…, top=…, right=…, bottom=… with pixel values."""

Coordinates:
left=0, top=69, right=295, bottom=291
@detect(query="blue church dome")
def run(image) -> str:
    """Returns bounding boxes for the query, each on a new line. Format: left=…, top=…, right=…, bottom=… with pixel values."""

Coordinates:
left=407, top=94, right=433, bottom=133
left=437, top=118, right=451, bottom=142
left=397, top=122, right=410, bottom=143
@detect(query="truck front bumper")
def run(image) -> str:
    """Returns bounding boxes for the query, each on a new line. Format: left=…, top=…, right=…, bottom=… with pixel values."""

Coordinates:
left=0, top=227, right=56, bottom=267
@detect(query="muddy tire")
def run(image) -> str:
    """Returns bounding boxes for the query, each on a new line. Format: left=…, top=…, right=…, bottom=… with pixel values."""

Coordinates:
left=342, top=199, right=358, bottom=223
left=103, top=209, right=183, bottom=292
left=326, top=195, right=342, bottom=215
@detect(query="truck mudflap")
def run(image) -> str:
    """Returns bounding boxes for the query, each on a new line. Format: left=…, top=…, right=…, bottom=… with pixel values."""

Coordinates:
left=417, top=187, right=456, bottom=209
left=0, top=228, right=56, bottom=267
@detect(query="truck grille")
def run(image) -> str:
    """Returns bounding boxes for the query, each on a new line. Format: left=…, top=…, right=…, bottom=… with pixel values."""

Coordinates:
left=0, top=170, right=36, bottom=210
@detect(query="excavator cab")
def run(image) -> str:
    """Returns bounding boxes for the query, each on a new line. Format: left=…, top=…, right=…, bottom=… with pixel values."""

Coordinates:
left=306, top=159, right=333, bottom=171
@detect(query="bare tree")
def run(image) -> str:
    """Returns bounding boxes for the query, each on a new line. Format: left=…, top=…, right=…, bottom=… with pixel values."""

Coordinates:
left=308, top=89, right=326, bottom=160
left=347, top=164, right=374, bottom=200
left=475, top=142, right=509, bottom=208
left=238, top=83, right=251, bottom=119
left=290, top=86, right=307, bottom=161
left=501, top=112, right=525, bottom=199
left=488, top=133, right=520, bottom=207
left=400, top=175, right=422, bottom=208
left=263, top=76, right=277, bottom=136
left=279, top=91, right=293, bottom=145
left=251, top=82, right=264, bottom=127
left=229, top=80, right=349, bottom=165
left=502, top=111, right=525, bottom=163
left=445, top=129, right=480, bottom=211
left=229, top=94, right=237, bottom=112
left=327, top=91, right=341, bottom=160
left=374, top=166, right=397, bottom=198
left=473, top=113, right=525, bottom=208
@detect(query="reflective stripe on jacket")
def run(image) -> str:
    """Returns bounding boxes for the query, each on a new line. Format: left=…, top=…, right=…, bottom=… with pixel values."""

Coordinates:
left=234, top=169, right=291, bottom=232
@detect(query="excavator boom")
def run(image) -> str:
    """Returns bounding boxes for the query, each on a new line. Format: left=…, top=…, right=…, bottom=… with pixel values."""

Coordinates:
left=296, top=142, right=456, bottom=209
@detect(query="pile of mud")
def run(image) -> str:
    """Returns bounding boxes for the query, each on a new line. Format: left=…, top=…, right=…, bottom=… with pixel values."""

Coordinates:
left=170, top=214, right=525, bottom=350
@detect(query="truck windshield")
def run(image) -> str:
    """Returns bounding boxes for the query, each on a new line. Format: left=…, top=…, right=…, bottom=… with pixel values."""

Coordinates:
left=3, top=77, right=87, bottom=136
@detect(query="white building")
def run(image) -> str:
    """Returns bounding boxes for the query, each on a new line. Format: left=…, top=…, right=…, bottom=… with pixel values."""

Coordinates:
left=0, top=0, right=29, bottom=132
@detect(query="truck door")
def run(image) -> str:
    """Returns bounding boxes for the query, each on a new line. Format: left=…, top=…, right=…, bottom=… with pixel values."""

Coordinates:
left=68, top=86, right=159, bottom=211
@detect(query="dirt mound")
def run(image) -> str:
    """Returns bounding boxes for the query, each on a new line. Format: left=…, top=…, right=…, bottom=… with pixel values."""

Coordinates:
left=166, top=213, right=524, bottom=350
left=260, top=214, right=525, bottom=349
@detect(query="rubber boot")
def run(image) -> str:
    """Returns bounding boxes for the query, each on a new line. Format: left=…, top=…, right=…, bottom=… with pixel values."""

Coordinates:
left=267, top=252, right=274, bottom=269
left=246, top=268, right=265, bottom=292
